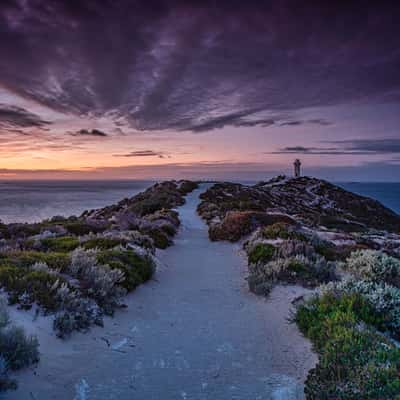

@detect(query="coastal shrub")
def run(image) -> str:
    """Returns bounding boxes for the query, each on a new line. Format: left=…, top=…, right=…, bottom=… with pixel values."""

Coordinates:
left=94, top=230, right=155, bottom=252
left=30, top=261, right=56, bottom=274
left=69, top=248, right=126, bottom=314
left=248, top=243, right=275, bottom=264
left=209, top=211, right=255, bottom=242
left=97, top=249, right=155, bottom=291
left=247, top=275, right=273, bottom=296
left=0, top=325, right=40, bottom=370
left=275, top=239, right=316, bottom=260
left=5, top=251, right=70, bottom=272
left=346, top=249, right=400, bottom=286
left=0, top=264, right=64, bottom=311
left=0, top=356, right=16, bottom=391
left=128, top=186, right=183, bottom=216
left=158, top=222, right=177, bottom=237
left=151, top=209, right=180, bottom=228
left=311, top=236, right=343, bottom=261
left=53, top=284, right=103, bottom=338
left=80, top=264, right=125, bottom=314
left=251, top=255, right=335, bottom=288
left=146, top=228, right=171, bottom=249
left=246, top=236, right=337, bottom=296
left=295, top=292, right=400, bottom=399
left=323, top=278, right=400, bottom=338
left=3, top=223, right=41, bottom=239
left=20, top=270, right=62, bottom=310
left=262, top=222, right=307, bottom=241
left=40, top=236, right=80, bottom=252
left=69, top=247, right=98, bottom=276
left=123, top=230, right=155, bottom=251
left=0, top=299, right=39, bottom=391
left=178, top=180, right=198, bottom=194
left=82, top=237, right=125, bottom=250
left=63, top=221, right=107, bottom=236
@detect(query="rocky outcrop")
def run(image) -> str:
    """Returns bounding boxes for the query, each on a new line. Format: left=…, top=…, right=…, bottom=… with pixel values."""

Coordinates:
left=198, top=176, right=400, bottom=254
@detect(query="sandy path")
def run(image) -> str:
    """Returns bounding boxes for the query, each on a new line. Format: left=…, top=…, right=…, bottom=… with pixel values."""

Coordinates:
left=6, top=185, right=316, bottom=400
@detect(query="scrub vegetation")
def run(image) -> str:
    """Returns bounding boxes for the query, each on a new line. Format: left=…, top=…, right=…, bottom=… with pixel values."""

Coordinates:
left=0, top=180, right=197, bottom=348
left=199, top=178, right=400, bottom=399
left=0, top=298, right=39, bottom=391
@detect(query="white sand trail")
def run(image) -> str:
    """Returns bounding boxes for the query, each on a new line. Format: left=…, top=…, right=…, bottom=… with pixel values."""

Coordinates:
left=6, top=185, right=316, bottom=399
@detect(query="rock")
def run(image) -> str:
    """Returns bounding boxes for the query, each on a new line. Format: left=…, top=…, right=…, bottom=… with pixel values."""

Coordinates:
left=198, top=177, right=400, bottom=243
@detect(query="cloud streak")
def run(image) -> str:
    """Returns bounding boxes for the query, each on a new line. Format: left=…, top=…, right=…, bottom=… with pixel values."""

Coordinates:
left=113, top=150, right=166, bottom=158
left=0, top=104, right=50, bottom=129
left=71, top=129, right=108, bottom=137
left=269, top=138, right=400, bottom=155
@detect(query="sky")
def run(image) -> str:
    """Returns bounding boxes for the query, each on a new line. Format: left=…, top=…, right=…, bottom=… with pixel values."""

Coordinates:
left=0, top=0, right=399, bottom=181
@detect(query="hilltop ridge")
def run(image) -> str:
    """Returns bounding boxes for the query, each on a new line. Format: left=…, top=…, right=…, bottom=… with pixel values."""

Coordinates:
left=198, top=175, right=400, bottom=254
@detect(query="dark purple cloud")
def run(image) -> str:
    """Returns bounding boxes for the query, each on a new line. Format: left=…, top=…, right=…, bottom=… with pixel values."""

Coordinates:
left=0, top=104, right=50, bottom=129
left=0, top=1, right=399, bottom=132
left=113, top=150, right=166, bottom=158
left=71, top=129, right=108, bottom=137
left=269, top=138, right=400, bottom=155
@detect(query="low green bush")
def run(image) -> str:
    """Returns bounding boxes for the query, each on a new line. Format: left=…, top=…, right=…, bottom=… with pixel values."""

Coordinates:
left=41, top=236, right=80, bottom=252
left=159, top=223, right=177, bottom=237
left=4, top=251, right=70, bottom=272
left=249, top=255, right=335, bottom=290
left=0, top=265, right=64, bottom=311
left=0, top=299, right=39, bottom=391
left=324, top=278, right=400, bottom=339
left=146, top=229, right=172, bottom=249
left=295, top=292, right=400, bottom=399
left=178, top=180, right=199, bottom=195
left=262, top=222, right=306, bottom=241
left=0, top=325, right=40, bottom=370
left=97, top=249, right=155, bottom=291
left=63, top=221, right=107, bottom=236
left=82, top=237, right=125, bottom=250
left=248, top=243, right=275, bottom=264
left=296, top=293, right=386, bottom=346
left=1, top=223, right=41, bottom=239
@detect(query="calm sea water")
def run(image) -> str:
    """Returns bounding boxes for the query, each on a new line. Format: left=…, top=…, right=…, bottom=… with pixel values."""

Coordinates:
left=0, top=180, right=398, bottom=224
left=0, top=180, right=154, bottom=223
left=338, top=182, right=400, bottom=214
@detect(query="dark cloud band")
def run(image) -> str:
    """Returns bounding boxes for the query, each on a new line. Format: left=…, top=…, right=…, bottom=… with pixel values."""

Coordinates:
left=0, top=104, right=50, bottom=129
left=269, top=138, right=400, bottom=155
left=0, top=1, right=399, bottom=132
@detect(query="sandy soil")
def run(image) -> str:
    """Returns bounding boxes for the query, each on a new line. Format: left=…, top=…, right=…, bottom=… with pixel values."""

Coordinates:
left=5, top=185, right=316, bottom=400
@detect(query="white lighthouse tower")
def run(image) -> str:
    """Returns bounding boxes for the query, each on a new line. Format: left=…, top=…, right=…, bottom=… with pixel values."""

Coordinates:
left=294, top=159, right=301, bottom=178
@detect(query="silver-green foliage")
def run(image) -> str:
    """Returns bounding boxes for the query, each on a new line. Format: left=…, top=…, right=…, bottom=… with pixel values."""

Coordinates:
left=346, top=249, right=400, bottom=286
left=0, top=298, right=39, bottom=390
left=322, top=277, right=400, bottom=337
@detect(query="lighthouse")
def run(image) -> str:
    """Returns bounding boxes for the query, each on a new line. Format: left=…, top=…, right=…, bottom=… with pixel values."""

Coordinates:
left=294, top=159, right=301, bottom=177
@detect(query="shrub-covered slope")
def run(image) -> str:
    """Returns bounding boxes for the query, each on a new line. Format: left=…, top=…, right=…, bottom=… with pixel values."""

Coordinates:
left=198, top=176, right=400, bottom=243
left=199, top=177, right=400, bottom=399
left=0, top=180, right=198, bottom=341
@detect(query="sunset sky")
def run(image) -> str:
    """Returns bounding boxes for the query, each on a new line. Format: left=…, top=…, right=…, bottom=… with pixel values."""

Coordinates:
left=0, top=0, right=399, bottom=181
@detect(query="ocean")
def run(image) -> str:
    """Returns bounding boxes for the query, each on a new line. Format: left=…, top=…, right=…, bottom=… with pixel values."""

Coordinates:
left=0, top=180, right=398, bottom=224
left=0, top=180, right=154, bottom=224
left=338, top=182, right=400, bottom=214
